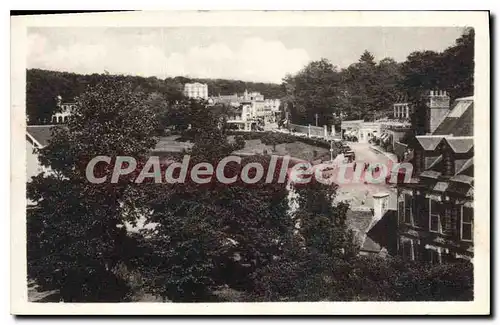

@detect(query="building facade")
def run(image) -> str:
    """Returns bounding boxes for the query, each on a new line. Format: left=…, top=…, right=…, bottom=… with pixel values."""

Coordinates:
left=216, top=90, right=281, bottom=130
left=394, top=102, right=410, bottom=119
left=242, top=90, right=264, bottom=101
left=396, top=93, right=474, bottom=263
left=184, top=82, right=209, bottom=100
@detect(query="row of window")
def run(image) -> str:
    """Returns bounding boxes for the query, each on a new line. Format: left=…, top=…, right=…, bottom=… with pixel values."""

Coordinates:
left=399, top=239, right=469, bottom=264
left=398, top=194, right=473, bottom=241
left=400, top=240, right=448, bottom=264
left=394, top=108, right=410, bottom=119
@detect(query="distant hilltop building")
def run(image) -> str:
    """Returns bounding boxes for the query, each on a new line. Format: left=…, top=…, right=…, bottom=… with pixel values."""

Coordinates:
left=393, top=95, right=411, bottom=120
left=52, top=95, right=76, bottom=124
left=214, top=89, right=281, bottom=131
left=242, top=89, right=264, bottom=102
left=183, top=82, right=208, bottom=100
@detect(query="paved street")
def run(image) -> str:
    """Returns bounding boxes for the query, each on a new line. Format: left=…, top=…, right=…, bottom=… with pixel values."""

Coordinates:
left=334, top=142, right=397, bottom=209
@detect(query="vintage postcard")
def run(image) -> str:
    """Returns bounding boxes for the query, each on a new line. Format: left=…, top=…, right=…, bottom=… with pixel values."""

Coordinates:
left=11, top=11, right=490, bottom=315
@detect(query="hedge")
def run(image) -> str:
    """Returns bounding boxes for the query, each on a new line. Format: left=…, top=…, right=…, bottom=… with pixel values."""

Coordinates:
left=226, top=131, right=345, bottom=151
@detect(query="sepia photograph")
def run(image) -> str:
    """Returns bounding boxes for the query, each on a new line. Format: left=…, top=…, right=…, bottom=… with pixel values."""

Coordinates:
left=10, top=11, right=490, bottom=315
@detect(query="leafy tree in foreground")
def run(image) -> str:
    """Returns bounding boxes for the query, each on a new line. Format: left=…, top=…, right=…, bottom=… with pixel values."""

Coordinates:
left=133, top=103, right=295, bottom=301
left=251, top=178, right=358, bottom=301
left=27, top=78, right=159, bottom=301
left=250, top=178, right=473, bottom=302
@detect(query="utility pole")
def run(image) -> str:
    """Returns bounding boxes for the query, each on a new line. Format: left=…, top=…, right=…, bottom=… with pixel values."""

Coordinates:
left=330, top=140, right=334, bottom=162
left=315, top=113, right=319, bottom=127
left=339, top=108, right=343, bottom=140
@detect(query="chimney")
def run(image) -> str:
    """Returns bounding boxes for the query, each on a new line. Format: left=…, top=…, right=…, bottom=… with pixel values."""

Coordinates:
left=372, top=192, right=390, bottom=223
left=427, top=89, right=450, bottom=133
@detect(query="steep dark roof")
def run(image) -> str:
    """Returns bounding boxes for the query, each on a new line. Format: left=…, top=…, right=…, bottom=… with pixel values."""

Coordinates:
left=415, top=135, right=473, bottom=154
left=456, top=157, right=474, bottom=176
left=364, top=210, right=398, bottom=256
left=452, top=102, right=474, bottom=136
left=447, top=137, right=474, bottom=154
left=400, top=97, right=474, bottom=199
left=346, top=208, right=374, bottom=235
left=415, top=136, right=444, bottom=151
left=26, top=125, right=57, bottom=148
left=433, top=98, right=473, bottom=136
left=427, top=155, right=443, bottom=170
left=454, top=158, right=471, bottom=175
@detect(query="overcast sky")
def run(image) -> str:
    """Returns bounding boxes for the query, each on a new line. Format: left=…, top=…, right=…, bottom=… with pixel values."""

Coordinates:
left=27, top=27, right=466, bottom=84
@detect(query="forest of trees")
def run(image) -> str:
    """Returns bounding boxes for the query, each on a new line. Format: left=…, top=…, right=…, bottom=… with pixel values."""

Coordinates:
left=26, top=70, right=284, bottom=125
left=25, top=29, right=475, bottom=302
left=26, top=29, right=473, bottom=128
left=282, top=28, right=474, bottom=125
left=27, top=76, right=473, bottom=303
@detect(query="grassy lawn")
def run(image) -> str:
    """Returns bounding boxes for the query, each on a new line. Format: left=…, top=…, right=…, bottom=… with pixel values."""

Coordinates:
left=274, top=141, right=330, bottom=161
left=154, top=135, right=334, bottom=163
left=230, top=137, right=331, bottom=162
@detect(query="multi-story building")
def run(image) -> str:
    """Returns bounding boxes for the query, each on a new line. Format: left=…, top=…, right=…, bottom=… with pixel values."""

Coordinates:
left=51, top=95, right=76, bottom=124
left=214, top=90, right=281, bottom=130
left=264, top=99, right=281, bottom=112
left=226, top=101, right=256, bottom=131
left=213, top=93, right=241, bottom=108
left=183, top=82, right=209, bottom=100
left=242, top=89, right=264, bottom=102
left=396, top=91, right=474, bottom=263
left=393, top=101, right=411, bottom=120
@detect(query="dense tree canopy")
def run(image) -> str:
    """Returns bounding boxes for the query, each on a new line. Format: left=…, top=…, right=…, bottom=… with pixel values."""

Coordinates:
left=26, top=69, right=285, bottom=124
left=398, top=28, right=474, bottom=135
left=281, top=29, right=474, bottom=125
left=27, top=29, right=475, bottom=303
left=27, top=78, right=160, bottom=301
left=282, top=58, right=342, bottom=125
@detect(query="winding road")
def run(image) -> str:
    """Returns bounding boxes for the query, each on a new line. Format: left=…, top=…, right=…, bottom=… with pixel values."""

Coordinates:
left=334, top=142, right=397, bottom=209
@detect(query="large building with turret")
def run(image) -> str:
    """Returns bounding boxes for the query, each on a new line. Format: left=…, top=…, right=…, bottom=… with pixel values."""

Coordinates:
left=396, top=90, right=474, bottom=263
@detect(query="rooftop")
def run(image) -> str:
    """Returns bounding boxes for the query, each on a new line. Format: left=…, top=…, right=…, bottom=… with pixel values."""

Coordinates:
left=433, top=97, right=473, bottom=137
left=26, top=125, right=58, bottom=148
